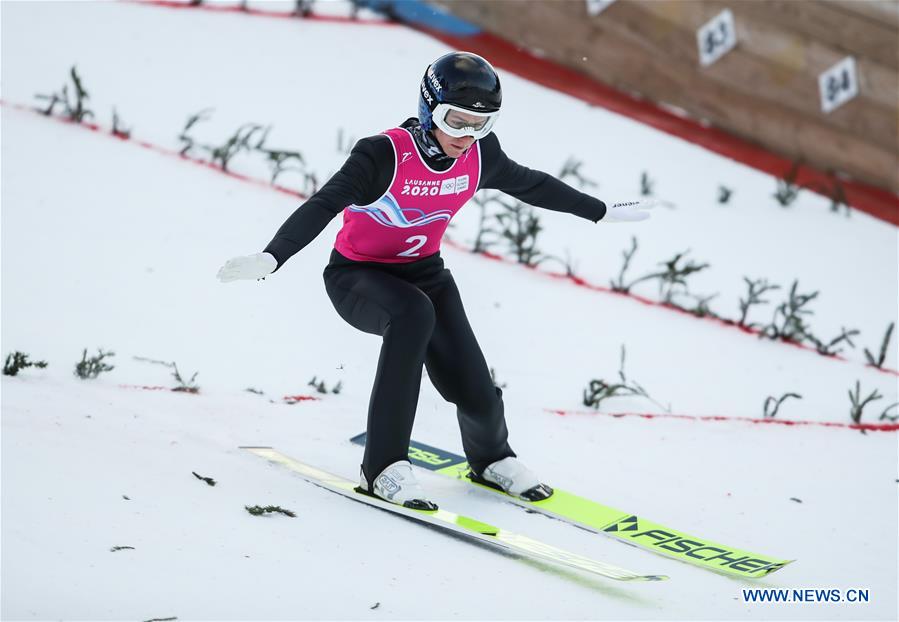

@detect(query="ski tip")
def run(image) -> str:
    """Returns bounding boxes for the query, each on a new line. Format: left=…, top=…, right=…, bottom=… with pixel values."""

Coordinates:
left=758, top=559, right=797, bottom=577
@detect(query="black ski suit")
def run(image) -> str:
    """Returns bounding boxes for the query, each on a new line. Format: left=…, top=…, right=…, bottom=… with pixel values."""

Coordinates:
left=264, top=118, right=607, bottom=486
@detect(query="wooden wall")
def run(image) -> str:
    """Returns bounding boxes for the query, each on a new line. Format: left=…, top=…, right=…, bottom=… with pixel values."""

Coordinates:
left=439, top=0, right=898, bottom=194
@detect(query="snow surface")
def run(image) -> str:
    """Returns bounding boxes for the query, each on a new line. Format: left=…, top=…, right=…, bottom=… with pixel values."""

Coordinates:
left=1, top=1, right=897, bottom=620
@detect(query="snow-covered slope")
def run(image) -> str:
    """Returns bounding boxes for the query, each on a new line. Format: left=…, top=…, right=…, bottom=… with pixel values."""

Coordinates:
left=2, top=2, right=897, bottom=620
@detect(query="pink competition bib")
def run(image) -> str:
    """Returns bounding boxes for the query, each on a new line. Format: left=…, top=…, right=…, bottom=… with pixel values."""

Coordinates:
left=333, top=127, right=481, bottom=263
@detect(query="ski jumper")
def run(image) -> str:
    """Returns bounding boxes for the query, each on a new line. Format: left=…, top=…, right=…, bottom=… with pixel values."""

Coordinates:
left=322, top=127, right=514, bottom=485
left=263, top=118, right=606, bottom=487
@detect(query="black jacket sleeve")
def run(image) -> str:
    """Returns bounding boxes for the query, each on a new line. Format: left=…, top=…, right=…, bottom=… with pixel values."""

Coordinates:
left=477, top=133, right=606, bottom=222
left=263, top=135, right=394, bottom=269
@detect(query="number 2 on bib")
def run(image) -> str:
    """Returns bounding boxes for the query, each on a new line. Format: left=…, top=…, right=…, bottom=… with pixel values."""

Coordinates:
left=397, top=235, right=428, bottom=257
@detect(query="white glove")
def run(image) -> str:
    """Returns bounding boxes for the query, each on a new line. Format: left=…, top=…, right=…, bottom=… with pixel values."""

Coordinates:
left=216, top=252, right=277, bottom=283
left=602, top=199, right=658, bottom=223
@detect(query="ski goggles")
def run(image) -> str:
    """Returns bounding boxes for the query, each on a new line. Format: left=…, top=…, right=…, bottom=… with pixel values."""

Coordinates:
left=431, top=103, right=500, bottom=140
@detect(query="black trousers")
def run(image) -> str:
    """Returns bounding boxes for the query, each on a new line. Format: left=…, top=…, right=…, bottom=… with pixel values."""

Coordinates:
left=323, top=249, right=515, bottom=486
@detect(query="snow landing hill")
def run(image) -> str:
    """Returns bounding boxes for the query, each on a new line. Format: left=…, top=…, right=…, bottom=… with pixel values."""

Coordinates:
left=1, top=1, right=897, bottom=620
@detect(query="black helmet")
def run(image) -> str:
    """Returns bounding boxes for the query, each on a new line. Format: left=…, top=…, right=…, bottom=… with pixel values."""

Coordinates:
left=418, top=51, right=502, bottom=134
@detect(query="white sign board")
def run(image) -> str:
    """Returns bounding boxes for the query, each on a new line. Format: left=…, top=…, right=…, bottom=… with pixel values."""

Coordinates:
left=586, top=0, right=616, bottom=17
left=818, top=57, right=859, bottom=114
left=697, top=9, right=737, bottom=67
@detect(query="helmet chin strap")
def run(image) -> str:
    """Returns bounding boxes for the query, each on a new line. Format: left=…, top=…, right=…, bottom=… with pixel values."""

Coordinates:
left=408, top=119, right=451, bottom=162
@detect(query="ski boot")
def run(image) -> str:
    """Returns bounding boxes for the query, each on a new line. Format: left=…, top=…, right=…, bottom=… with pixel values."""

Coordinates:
left=471, top=457, right=553, bottom=501
left=358, top=460, right=438, bottom=511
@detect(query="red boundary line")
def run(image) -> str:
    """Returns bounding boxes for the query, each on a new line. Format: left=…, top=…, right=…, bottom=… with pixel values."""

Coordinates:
left=118, top=384, right=321, bottom=403
left=545, top=408, right=899, bottom=433
left=125, top=0, right=396, bottom=26
left=282, top=395, right=322, bottom=403
left=5, top=100, right=895, bottom=378
left=1, top=101, right=305, bottom=199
